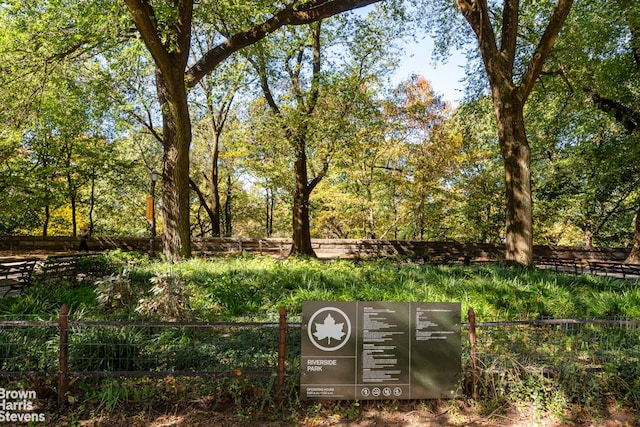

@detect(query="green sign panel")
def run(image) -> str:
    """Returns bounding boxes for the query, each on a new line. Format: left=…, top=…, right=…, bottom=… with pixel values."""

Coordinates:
left=301, top=301, right=461, bottom=400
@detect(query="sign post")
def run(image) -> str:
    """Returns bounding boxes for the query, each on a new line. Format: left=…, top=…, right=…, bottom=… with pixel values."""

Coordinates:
left=301, top=301, right=461, bottom=400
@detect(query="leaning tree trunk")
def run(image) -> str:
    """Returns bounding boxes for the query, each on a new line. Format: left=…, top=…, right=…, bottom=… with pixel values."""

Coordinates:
left=290, top=139, right=317, bottom=257
left=494, top=91, right=533, bottom=265
left=157, top=71, right=192, bottom=261
left=70, top=192, right=77, bottom=237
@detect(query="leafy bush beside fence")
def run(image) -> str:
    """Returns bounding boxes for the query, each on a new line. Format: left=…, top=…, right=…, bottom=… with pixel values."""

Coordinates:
left=469, top=321, right=640, bottom=411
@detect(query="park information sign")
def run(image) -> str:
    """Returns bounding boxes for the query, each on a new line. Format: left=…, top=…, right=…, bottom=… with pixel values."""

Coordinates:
left=301, top=301, right=461, bottom=400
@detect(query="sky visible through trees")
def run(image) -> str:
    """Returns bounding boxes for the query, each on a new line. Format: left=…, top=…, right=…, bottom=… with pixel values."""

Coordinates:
left=394, top=37, right=466, bottom=104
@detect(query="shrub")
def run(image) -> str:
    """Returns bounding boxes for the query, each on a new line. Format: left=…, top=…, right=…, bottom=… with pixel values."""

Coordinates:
left=136, top=273, right=191, bottom=320
left=94, top=269, right=137, bottom=310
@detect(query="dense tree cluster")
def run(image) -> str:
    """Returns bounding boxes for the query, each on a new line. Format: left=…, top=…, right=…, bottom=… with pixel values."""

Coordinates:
left=0, top=0, right=638, bottom=263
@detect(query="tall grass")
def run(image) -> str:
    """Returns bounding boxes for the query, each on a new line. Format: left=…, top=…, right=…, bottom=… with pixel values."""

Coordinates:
left=2, top=253, right=638, bottom=322
left=143, top=255, right=640, bottom=322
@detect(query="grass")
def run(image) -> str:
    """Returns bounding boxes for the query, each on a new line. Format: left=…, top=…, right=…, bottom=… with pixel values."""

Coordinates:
left=2, top=253, right=638, bottom=322
left=0, top=252, right=639, bottom=424
left=65, top=253, right=640, bottom=321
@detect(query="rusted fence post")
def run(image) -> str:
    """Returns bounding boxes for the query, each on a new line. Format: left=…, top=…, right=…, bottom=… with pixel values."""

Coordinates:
left=468, top=307, right=478, bottom=400
left=58, top=304, right=70, bottom=408
left=276, top=307, right=287, bottom=405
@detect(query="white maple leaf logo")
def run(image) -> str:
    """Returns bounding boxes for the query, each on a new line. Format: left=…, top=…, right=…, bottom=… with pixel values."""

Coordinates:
left=313, top=313, right=346, bottom=344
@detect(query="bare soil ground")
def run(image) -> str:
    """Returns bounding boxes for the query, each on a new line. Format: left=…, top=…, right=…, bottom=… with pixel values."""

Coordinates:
left=51, top=400, right=639, bottom=427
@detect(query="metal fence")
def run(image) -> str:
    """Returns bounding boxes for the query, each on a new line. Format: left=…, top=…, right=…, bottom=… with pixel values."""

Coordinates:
left=466, top=312, right=640, bottom=402
left=468, top=314, right=640, bottom=371
left=0, top=306, right=298, bottom=406
left=1, top=307, right=639, bottom=407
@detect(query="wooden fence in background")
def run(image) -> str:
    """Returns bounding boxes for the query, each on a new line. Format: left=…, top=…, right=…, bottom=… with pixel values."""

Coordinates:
left=0, top=236, right=631, bottom=263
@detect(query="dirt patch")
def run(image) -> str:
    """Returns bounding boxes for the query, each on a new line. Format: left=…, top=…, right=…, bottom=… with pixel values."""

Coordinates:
left=49, top=399, right=639, bottom=427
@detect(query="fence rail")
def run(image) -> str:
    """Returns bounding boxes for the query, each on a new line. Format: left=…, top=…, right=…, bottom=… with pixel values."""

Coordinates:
left=3, top=237, right=638, bottom=281
left=0, top=236, right=632, bottom=263
left=0, top=305, right=294, bottom=407
left=1, top=306, right=639, bottom=408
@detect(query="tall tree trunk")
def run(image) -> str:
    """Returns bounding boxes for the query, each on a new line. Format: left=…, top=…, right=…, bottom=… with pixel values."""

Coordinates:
left=365, top=181, right=376, bottom=239
left=224, top=174, right=232, bottom=237
left=266, top=187, right=274, bottom=237
left=253, top=22, right=326, bottom=257
left=290, top=138, right=316, bottom=257
left=157, top=70, right=192, bottom=261
left=368, top=207, right=376, bottom=239
left=42, top=205, right=49, bottom=237
left=626, top=204, right=640, bottom=263
left=124, top=0, right=195, bottom=261
left=70, top=193, right=77, bottom=236
left=208, top=132, right=221, bottom=237
left=202, top=82, right=230, bottom=238
left=456, top=0, right=573, bottom=265
left=66, top=159, right=78, bottom=236
left=494, top=92, right=533, bottom=264
left=418, top=194, right=426, bottom=240
left=89, top=171, right=96, bottom=232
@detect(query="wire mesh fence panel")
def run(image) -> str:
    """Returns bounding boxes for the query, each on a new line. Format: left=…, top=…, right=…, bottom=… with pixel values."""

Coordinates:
left=66, top=323, right=296, bottom=377
left=461, top=319, right=640, bottom=408
left=3, top=311, right=639, bottom=404
left=467, top=320, right=640, bottom=372
left=0, top=316, right=58, bottom=376
left=69, top=325, right=156, bottom=373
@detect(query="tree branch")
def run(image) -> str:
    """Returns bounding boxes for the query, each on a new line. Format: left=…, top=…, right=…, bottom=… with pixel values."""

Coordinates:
left=373, top=164, right=404, bottom=172
left=500, top=0, right=519, bottom=69
left=593, top=186, right=636, bottom=236
left=130, top=108, right=164, bottom=145
left=186, top=0, right=382, bottom=88
left=306, top=21, right=322, bottom=115
left=518, top=0, right=573, bottom=101
left=251, top=57, right=282, bottom=115
left=176, top=0, right=194, bottom=66
left=189, top=177, right=215, bottom=221
left=124, top=0, right=194, bottom=84
left=123, top=0, right=170, bottom=69
left=308, top=157, right=329, bottom=193
left=586, top=89, right=640, bottom=134
left=455, top=0, right=502, bottom=86
left=286, top=45, right=307, bottom=107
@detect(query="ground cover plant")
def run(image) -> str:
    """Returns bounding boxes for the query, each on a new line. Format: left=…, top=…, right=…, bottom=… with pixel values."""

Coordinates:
left=0, top=252, right=638, bottom=425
